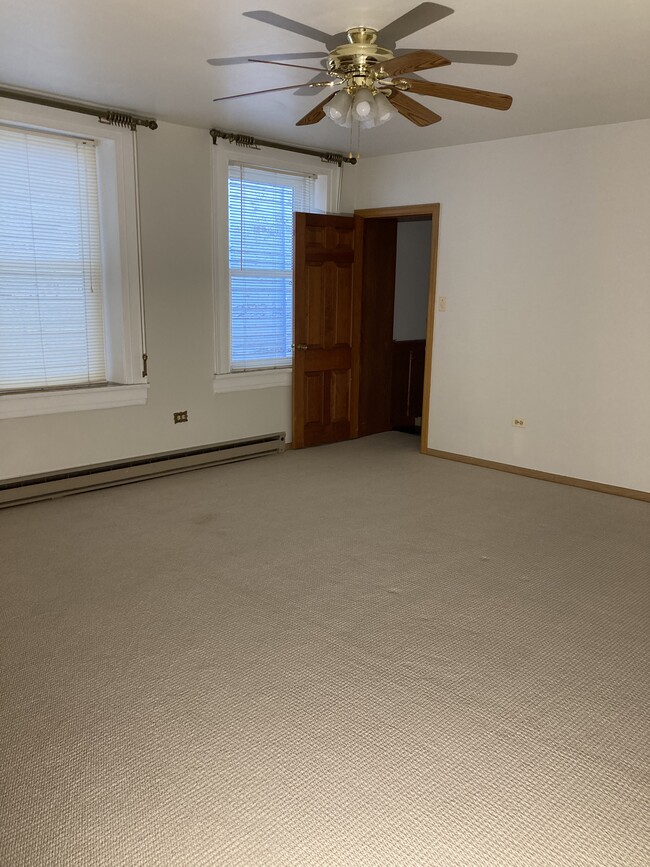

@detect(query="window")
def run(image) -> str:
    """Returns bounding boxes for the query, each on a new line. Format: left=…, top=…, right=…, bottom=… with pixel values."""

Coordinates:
left=227, top=164, right=314, bottom=371
left=0, top=101, right=146, bottom=418
left=0, top=126, right=106, bottom=390
left=212, top=146, right=338, bottom=391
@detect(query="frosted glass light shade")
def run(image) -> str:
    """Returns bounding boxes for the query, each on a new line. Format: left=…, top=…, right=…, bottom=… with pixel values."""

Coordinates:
left=352, top=88, right=376, bottom=120
left=325, top=90, right=352, bottom=125
left=373, top=92, right=397, bottom=126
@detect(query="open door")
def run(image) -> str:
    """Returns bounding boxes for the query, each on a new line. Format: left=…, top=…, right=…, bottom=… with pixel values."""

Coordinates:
left=292, top=213, right=360, bottom=449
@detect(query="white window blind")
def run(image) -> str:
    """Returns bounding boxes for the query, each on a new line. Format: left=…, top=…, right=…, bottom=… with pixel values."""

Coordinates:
left=228, top=163, right=314, bottom=371
left=0, top=125, right=105, bottom=391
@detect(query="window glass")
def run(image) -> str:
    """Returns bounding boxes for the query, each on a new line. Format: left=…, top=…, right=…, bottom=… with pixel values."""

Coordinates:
left=0, top=126, right=105, bottom=390
left=227, top=164, right=314, bottom=371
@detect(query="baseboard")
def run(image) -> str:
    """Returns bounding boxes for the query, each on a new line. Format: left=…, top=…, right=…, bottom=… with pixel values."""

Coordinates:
left=0, top=433, right=286, bottom=508
left=425, top=448, right=650, bottom=502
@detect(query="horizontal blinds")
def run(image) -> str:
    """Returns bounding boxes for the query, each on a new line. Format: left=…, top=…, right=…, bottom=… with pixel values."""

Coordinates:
left=0, top=125, right=106, bottom=390
left=228, top=164, right=314, bottom=371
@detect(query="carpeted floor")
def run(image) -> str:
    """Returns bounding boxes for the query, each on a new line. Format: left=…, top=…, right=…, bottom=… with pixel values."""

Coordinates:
left=1, top=432, right=649, bottom=866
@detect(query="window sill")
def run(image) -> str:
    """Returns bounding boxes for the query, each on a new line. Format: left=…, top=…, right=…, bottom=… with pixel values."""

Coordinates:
left=0, top=383, right=149, bottom=420
left=213, top=369, right=292, bottom=393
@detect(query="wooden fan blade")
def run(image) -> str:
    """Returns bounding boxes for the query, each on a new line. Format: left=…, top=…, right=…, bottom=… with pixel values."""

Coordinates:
left=404, top=79, right=513, bottom=110
left=248, top=59, right=328, bottom=72
left=379, top=50, right=450, bottom=78
left=213, top=83, right=316, bottom=102
left=296, top=93, right=335, bottom=126
left=387, top=91, right=441, bottom=126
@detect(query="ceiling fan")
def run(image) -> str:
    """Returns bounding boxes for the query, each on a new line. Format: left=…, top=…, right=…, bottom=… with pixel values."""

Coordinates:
left=208, top=3, right=516, bottom=129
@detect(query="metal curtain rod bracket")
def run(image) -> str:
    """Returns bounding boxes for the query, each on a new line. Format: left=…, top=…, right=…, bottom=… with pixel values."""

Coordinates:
left=209, top=128, right=357, bottom=166
left=0, top=86, right=158, bottom=131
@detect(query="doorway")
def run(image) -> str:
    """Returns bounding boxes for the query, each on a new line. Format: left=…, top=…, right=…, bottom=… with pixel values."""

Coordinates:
left=291, top=205, right=439, bottom=452
left=355, top=204, right=440, bottom=455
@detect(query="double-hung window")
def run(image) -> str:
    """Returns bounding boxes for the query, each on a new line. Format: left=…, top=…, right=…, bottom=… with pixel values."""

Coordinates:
left=0, top=101, right=146, bottom=418
left=0, top=126, right=106, bottom=390
left=227, top=163, right=314, bottom=371
left=213, top=148, right=338, bottom=391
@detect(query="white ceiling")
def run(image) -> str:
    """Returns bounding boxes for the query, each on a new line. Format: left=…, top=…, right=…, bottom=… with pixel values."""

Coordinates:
left=1, top=0, right=649, bottom=157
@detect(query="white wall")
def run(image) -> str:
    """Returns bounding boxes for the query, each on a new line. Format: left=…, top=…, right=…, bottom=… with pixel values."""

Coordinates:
left=353, top=119, right=650, bottom=492
left=4, top=116, right=649, bottom=493
left=0, top=121, right=291, bottom=480
left=393, top=221, right=432, bottom=341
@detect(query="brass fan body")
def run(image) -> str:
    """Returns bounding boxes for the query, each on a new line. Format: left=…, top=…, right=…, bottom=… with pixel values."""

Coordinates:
left=324, top=28, right=407, bottom=95
left=327, top=28, right=391, bottom=82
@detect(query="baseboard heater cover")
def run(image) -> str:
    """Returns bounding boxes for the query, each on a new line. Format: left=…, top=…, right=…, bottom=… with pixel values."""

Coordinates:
left=0, top=432, right=286, bottom=508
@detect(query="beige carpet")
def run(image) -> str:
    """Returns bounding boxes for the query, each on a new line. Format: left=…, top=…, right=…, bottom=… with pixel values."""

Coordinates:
left=1, top=432, right=649, bottom=866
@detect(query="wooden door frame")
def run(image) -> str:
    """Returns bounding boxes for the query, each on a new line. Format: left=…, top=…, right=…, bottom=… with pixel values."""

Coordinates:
left=354, top=204, right=440, bottom=454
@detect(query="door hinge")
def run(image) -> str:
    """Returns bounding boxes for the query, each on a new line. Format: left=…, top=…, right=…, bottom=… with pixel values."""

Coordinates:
left=142, top=353, right=148, bottom=378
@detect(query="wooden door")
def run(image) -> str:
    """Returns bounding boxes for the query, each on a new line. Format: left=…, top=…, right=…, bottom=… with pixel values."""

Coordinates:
left=292, top=213, right=359, bottom=449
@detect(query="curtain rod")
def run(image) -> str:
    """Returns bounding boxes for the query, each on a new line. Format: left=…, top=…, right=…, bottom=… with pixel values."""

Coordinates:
left=0, top=86, right=158, bottom=131
left=209, top=128, right=357, bottom=166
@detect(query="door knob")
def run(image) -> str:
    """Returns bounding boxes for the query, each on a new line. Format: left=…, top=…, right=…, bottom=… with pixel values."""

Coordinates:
left=292, top=343, right=308, bottom=351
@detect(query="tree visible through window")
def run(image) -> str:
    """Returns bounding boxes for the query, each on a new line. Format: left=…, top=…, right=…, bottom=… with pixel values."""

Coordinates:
left=227, top=164, right=314, bottom=371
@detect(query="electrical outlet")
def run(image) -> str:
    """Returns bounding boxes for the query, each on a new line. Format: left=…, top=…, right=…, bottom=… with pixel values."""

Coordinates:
left=512, top=417, right=526, bottom=428
left=438, top=296, right=447, bottom=312
left=173, top=410, right=188, bottom=424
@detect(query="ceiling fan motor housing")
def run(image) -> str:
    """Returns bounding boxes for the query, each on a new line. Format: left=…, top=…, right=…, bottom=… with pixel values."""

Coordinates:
left=327, top=27, right=394, bottom=87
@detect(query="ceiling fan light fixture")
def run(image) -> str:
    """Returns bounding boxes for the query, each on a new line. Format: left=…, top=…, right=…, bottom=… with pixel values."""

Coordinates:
left=352, top=88, right=376, bottom=120
left=324, top=89, right=352, bottom=124
left=373, top=91, right=397, bottom=126
left=340, top=107, right=353, bottom=128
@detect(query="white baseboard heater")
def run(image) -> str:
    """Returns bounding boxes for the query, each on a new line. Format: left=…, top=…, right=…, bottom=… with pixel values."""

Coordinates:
left=0, top=432, right=286, bottom=509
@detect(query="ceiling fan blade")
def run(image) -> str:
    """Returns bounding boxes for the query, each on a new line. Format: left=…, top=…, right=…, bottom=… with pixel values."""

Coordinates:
left=380, top=50, right=450, bottom=78
left=208, top=52, right=327, bottom=67
left=378, top=3, right=454, bottom=49
left=395, top=48, right=518, bottom=66
left=434, top=50, right=518, bottom=66
left=387, top=91, right=441, bottom=126
left=242, top=11, right=332, bottom=46
left=296, top=94, right=336, bottom=126
left=213, top=83, right=317, bottom=102
left=404, top=79, right=513, bottom=110
left=248, top=59, right=328, bottom=73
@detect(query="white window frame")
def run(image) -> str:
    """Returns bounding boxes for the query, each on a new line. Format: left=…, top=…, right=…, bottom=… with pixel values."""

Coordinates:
left=0, top=98, right=147, bottom=419
left=211, top=144, right=340, bottom=393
